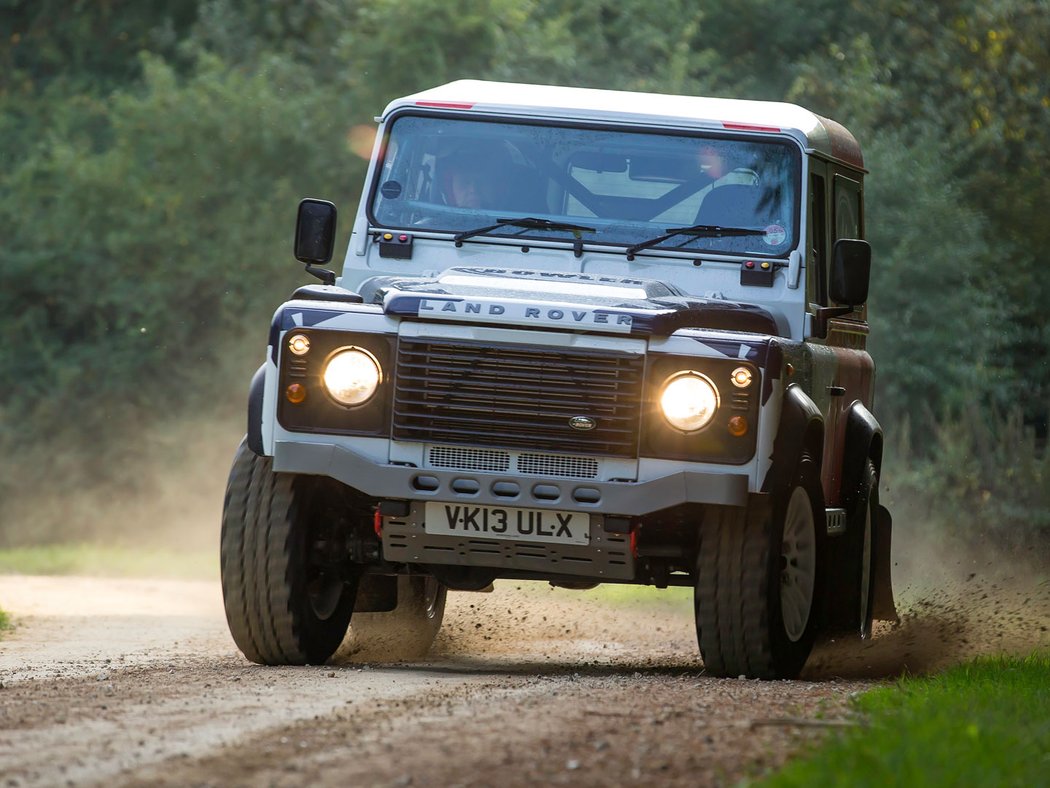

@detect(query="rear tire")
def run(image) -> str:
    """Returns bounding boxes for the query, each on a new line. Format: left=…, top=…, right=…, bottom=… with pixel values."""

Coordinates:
left=339, top=575, right=447, bottom=661
left=220, top=438, right=357, bottom=665
left=696, top=455, right=826, bottom=679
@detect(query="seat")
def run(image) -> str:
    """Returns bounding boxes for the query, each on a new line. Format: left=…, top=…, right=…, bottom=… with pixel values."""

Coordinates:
left=502, top=164, right=549, bottom=213
left=694, top=184, right=770, bottom=227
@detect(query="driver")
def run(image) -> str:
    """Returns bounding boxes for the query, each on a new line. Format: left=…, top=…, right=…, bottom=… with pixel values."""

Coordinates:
left=440, top=150, right=499, bottom=209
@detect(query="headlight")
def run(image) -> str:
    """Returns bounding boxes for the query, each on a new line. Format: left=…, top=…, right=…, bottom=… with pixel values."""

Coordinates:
left=322, top=347, right=382, bottom=406
left=659, top=371, right=719, bottom=432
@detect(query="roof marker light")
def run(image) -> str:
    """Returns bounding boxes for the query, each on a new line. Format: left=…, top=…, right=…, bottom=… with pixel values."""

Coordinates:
left=416, top=101, right=475, bottom=109
left=722, top=122, right=781, bottom=132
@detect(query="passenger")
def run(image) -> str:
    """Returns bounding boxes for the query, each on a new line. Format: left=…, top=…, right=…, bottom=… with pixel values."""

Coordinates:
left=698, top=144, right=758, bottom=187
left=693, top=144, right=760, bottom=222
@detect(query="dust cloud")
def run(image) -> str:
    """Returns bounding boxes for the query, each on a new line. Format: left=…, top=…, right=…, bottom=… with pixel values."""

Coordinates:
left=1, top=416, right=1047, bottom=679
left=0, top=411, right=243, bottom=556
left=806, top=501, right=1050, bottom=679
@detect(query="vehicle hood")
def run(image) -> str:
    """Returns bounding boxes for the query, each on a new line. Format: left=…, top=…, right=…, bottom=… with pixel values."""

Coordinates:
left=362, top=267, right=781, bottom=337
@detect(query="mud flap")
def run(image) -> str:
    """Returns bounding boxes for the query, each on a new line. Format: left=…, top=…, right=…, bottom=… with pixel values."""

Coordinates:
left=354, top=574, right=398, bottom=612
left=871, top=504, right=898, bottom=621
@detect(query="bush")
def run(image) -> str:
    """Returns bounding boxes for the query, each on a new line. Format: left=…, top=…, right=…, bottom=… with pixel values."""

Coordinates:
left=886, top=408, right=1050, bottom=553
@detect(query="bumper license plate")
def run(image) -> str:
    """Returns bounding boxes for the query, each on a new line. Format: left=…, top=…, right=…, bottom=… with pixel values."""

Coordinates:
left=424, top=503, right=590, bottom=546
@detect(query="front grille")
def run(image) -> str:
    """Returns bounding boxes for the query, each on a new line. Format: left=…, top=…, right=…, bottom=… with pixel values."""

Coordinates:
left=394, top=338, right=644, bottom=456
left=425, top=446, right=601, bottom=479
left=429, top=445, right=511, bottom=473
left=518, top=452, right=599, bottom=479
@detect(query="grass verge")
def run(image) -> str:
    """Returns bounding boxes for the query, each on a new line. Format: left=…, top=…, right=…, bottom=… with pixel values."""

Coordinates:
left=0, top=544, right=216, bottom=580
left=763, top=652, right=1050, bottom=787
left=0, top=606, right=10, bottom=635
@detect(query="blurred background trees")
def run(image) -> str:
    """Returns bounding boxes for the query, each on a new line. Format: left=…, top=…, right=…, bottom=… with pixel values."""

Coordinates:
left=1, top=0, right=1047, bottom=548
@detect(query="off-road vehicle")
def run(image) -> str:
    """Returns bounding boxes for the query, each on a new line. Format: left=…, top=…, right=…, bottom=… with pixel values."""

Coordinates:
left=220, top=80, right=896, bottom=679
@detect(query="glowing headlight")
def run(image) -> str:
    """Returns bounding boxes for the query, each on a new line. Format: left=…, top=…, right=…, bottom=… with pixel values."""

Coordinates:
left=660, top=371, right=719, bottom=432
left=322, top=347, right=381, bottom=406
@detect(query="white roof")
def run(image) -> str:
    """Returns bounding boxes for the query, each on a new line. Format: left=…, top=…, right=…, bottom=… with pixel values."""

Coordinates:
left=383, top=80, right=864, bottom=169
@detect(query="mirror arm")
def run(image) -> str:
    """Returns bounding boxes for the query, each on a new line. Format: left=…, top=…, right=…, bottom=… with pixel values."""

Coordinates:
left=305, top=263, right=336, bottom=286
left=815, top=305, right=854, bottom=320
left=811, top=305, right=855, bottom=339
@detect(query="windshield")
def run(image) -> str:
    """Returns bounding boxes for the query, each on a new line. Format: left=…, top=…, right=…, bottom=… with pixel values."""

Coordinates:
left=369, top=114, right=801, bottom=257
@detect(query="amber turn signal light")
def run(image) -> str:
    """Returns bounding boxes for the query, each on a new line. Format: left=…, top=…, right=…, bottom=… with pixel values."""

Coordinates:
left=286, top=383, right=307, bottom=404
left=727, top=415, right=748, bottom=437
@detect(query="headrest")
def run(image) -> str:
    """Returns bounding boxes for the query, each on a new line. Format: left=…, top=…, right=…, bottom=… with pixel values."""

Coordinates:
left=695, top=184, right=770, bottom=227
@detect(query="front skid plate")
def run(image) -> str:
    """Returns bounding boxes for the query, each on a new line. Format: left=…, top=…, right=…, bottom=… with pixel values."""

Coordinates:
left=381, top=503, right=634, bottom=581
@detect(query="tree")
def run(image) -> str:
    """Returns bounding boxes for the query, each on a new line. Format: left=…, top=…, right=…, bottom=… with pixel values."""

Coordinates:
left=789, top=0, right=1050, bottom=433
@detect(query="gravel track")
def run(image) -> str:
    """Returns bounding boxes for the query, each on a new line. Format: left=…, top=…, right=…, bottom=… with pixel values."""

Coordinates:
left=1, top=565, right=1046, bottom=787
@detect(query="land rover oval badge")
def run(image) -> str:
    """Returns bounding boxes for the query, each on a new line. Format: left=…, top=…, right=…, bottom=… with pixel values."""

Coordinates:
left=569, top=416, right=597, bottom=431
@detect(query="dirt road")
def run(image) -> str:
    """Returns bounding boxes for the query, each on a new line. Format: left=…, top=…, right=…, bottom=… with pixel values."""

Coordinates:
left=0, top=576, right=878, bottom=787
left=1, top=565, right=1046, bottom=787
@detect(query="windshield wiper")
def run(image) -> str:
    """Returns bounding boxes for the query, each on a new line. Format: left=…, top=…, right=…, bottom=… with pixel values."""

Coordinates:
left=625, top=224, right=767, bottom=260
left=454, top=217, right=596, bottom=247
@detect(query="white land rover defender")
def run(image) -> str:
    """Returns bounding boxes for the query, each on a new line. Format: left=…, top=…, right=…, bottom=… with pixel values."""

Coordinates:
left=220, top=80, right=896, bottom=679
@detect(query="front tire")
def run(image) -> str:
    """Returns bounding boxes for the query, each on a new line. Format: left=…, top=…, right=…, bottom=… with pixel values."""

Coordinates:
left=220, top=439, right=357, bottom=665
left=695, top=456, right=826, bottom=679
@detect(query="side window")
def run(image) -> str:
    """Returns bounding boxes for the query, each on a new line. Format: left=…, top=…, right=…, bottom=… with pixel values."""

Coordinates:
left=807, top=172, right=828, bottom=306
left=833, top=173, right=863, bottom=241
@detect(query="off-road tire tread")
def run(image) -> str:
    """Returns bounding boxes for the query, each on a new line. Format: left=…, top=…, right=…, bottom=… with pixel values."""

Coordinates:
left=696, top=456, right=823, bottom=679
left=698, top=507, right=776, bottom=677
left=695, top=517, right=723, bottom=674
left=220, top=439, right=351, bottom=665
left=220, top=440, right=265, bottom=663
left=266, top=476, right=306, bottom=663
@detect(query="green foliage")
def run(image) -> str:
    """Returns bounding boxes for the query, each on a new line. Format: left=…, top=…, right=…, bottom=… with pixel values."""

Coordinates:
left=0, top=0, right=199, bottom=94
left=0, top=605, right=9, bottom=633
left=0, top=50, right=360, bottom=452
left=863, top=127, right=1001, bottom=421
left=763, top=653, right=1050, bottom=787
left=695, top=0, right=860, bottom=99
left=0, top=0, right=1047, bottom=548
left=328, top=0, right=726, bottom=117
left=887, top=408, right=1050, bottom=552
left=789, top=0, right=1050, bottom=431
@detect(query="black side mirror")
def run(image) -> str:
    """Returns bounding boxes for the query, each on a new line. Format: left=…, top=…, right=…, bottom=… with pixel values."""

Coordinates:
left=829, top=238, right=871, bottom=306
left=294, top=198, right=337, bottom=265
left=294, top=198, right=337, bottom=285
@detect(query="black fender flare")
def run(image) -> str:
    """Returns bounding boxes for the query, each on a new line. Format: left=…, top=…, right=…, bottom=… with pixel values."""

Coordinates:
left=762, top=383, right=824, bottom=494
left=841, top=402, right=897, bottom=621
left=246, top=364, right=266, bottom=456
left=841, top=402, right=884, bottom=510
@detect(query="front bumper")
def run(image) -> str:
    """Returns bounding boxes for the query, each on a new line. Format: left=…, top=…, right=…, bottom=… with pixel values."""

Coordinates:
left=272, top=440, right=748, bottom=515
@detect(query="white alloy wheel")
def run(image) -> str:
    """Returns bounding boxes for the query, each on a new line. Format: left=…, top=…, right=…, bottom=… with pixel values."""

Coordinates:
left=780, top=485, right=817, bottom=642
